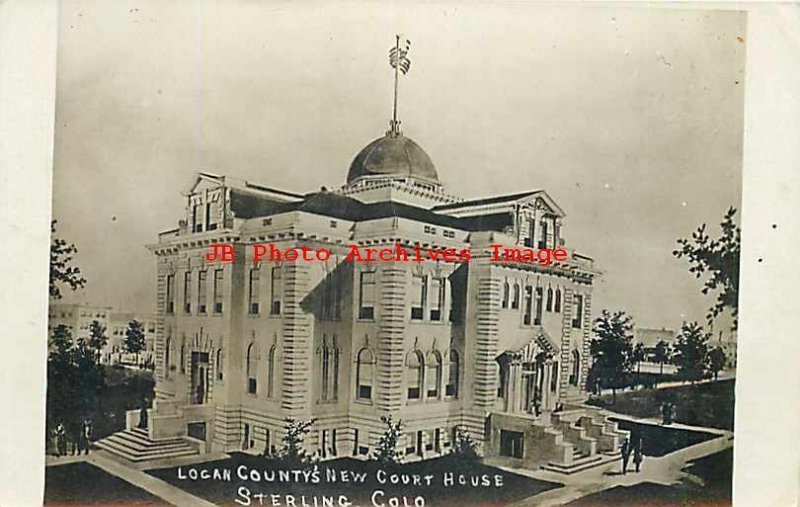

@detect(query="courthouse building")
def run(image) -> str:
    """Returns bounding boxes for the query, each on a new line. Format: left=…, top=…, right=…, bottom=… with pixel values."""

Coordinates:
left=99, top=122, right=627, bottom=472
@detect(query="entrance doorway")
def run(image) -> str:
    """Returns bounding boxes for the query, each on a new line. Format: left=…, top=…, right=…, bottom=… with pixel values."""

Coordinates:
left=191, top=352, right=209, bottom=405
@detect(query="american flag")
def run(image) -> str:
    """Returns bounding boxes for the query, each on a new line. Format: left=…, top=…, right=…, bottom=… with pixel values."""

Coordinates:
left=389, top=38, right=411, bottom=75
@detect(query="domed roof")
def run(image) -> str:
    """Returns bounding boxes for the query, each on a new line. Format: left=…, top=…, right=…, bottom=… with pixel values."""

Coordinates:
left=347, top=133, right=438, bottom=183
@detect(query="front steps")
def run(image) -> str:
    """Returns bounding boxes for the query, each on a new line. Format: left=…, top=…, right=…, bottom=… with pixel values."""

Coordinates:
left=95, top=427, right=198, bottom=463
left=542, top=450, right=618, bottom=475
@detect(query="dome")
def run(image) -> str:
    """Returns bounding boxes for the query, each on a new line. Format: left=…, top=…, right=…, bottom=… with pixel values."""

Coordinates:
left=347, top=133, right=438, bottom=183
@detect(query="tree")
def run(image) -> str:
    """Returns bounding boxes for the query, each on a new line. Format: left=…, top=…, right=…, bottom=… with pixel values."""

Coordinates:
left=590, top=310, right=635, bottom=403
left=49, top=220, right=86, bottom=299
left=87, top=320, right=108, bottom=363
left=47, top=325, right=78, bottom=432
left=673, top=207, right=740, bottom=329
left=372, top=414, right=404, bottom=465
left=124, top=319, right=146, bottom=365
left=276, top=417, right=316, bottom=466
left=632, top=342, right=645, bottom=375
left=706, top=347, right=727, bottom=381
left=673, top=322, right=710, bottom=383
left=46, top=324, right=107, bottom=449
left=653, top=340, right=671, bottom=376
left=451, top=425, right=479, bottom=461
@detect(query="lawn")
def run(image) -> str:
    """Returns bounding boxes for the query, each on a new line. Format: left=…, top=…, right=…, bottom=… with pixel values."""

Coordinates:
left=148, top=453, right=561, bottom=507
left=587, top=379, right=735, bottom=430
left=94, top=366, right=155, bottom=440
left=45, top=462, right=161, bottom=506
left=610, top=419, right=718, bottom=457
left=564, top=449, right=733, bottom=507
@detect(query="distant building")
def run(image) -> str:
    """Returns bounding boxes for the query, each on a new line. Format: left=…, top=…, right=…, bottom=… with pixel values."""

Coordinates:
left=47, top=303, right=157, bottom=366
left=48, top=302, right=112, bottom=344
left=710, top=312, right=737, bottom=369
left=634, top=327, right=677, bottom=361
left=108, top=312, right=158, bottom=365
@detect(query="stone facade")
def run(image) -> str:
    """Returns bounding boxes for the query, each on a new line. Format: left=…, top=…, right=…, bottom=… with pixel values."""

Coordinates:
left=144, top=130, right=602, bottom=466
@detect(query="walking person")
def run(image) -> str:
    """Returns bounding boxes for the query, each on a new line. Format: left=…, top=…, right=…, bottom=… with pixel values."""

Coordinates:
left=80, top=419, right=93, bottom=455
left=620, top=437, right=632, bottom=475
left=633, top=436, right=644, bottom=473
left=138, top=404, right=149, bottom=429
left=54, top=422, right=66, bottom=457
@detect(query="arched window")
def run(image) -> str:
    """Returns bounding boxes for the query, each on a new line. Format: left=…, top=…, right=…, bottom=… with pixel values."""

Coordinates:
left=267, top=344, right=276, bottom=398
left=320, top=342, right=330, bottom=400
left=501, top=281, right=510, bottom=309
left=446, top=350, right=459, bottom=397
left=331, top=340, right=339, bottom=401
left=216, top=348, right=224, bottom=381
left=426, top=351, right=443, bottom=399
left=246, top=343, right=257, bottom=394
left=570, top=349, right=580, bottom=386
left=406, top=350, right=424, bottom=400
left=319, top=338, right=338, bottom=402
left=511, top=284, right=521, bottom=310
left=555, top=288, right=562, bottom=313
left=356, top=348, right=374, bottom=400
left=546, top=287, right=554, bottom=312
left=164, top=338, right=172, bottom=378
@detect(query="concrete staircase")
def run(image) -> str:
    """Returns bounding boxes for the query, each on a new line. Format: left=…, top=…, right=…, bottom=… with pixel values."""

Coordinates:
left=540, top=408, right=628, bottom=475
left=95, top=427, right=198, bottom=463
left=542, top=449, right=617, bottom=474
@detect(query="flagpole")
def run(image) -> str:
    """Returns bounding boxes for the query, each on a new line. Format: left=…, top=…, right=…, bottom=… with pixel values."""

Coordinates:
left=392, top=34, right=400, bottom=135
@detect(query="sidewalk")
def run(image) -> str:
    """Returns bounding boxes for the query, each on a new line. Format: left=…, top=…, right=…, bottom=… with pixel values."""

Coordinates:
left=595, top=371, right=735, bottom=397
left=504, top=422, right=733, bottom=506
left=46, top=450, right=217, bottom=507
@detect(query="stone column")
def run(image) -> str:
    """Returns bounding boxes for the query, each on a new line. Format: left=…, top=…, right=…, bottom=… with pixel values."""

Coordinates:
left=376, top=264, right=407, bottom=412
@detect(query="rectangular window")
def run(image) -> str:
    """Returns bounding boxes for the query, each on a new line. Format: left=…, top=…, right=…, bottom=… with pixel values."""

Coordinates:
left=534, top=287, right=543, bottom=325
left=183, top=271, right=192, bottom=313
left=213, top=269, right=224, bottom=313
left=248, top=378, right=257, bottom=394
left=271, top=267, right=282, bottom=315
left=524, top=219, right=535, bottom=247
left=500, top=430, right=524, bottom=459
left=411, top=274, right=426, bottom=320
left=197, top=271, right=207, bottom=313
left=572, top=294, right=584, bottom=329
left=248, top=268, right=260, bottom=314
left=166, top=274, right=175, bottom=314
left=538, top=220, right=549, bottom=249
left=193, top=203, right=203, bottom=233
left=205, top=202, right=212, bottom=231
left=321, top=274, right=341, bottom=321
left=429, top=278, right=444, bottom=321
left=405, top=432, right=416, bottom=456
left=358, top=271, right=375, bottom=320
left=523, top=286, right=533, bottom=325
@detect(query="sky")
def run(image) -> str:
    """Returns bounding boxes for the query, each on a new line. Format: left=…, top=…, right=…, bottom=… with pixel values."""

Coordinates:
left=52, top=1, right=745, bottom=330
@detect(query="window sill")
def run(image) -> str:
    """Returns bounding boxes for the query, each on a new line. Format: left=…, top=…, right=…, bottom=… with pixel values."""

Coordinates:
left=356, top=319, right=375, bottom=324
left=354, top=399, right=373, bottom=406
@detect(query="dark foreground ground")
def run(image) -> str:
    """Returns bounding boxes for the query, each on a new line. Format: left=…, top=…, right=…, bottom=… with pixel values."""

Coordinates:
left=588, top=379, right=735, bottom=431
left=565, top=448, right=733, bottom=507
left=612, top=419, right=718, bottom=457
left=45, top=462, right=161, bottom=506
left=148, top=453, right=562, bottom=507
